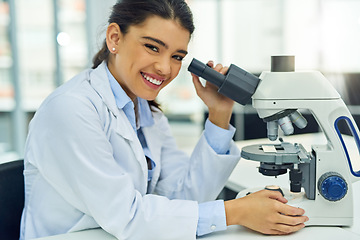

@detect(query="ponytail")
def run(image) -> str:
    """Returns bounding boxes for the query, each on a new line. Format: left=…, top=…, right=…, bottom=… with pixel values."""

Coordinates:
left=92, top=40, right=109, bottom=69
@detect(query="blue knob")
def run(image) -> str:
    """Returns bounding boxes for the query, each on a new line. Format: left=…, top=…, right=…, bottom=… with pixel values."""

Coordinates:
left=318, top=172, right=348, bottom=202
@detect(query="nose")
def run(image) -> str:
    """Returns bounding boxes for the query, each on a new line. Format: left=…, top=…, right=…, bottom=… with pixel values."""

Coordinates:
left=155, top=56, right=171, bottom=76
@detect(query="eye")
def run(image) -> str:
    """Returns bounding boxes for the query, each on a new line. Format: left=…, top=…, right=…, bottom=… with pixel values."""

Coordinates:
left=172, top=55, right=184, bottom=62
left=145, top=44, right=159, bottom=53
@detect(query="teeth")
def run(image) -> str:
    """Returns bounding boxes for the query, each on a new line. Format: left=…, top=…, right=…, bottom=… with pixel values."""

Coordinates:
left=142, top=73, right=162, bottom=86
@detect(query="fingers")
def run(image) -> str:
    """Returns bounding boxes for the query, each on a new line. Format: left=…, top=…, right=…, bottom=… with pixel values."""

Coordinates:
left=191, top=73, right=204, bottom=96
left=264, top=190, right=288, bottom=204
left=191, top=60, right=228, bottom=97
left=207, top=60, right=229, bottom=75
left=278, top=214, right=309, bottom=226
left=262, top=211, right=307, bottom=235
left=271, top=196, right=308, bottom=235
left=226, top=190, right=308, bottom=236
left=191, top=72, right=216, bottom=99
left=206, top=60, right=214, bottom=68
left=271, top=222, right=306, bottom=235
left=256, top=190, right=306, bottom=216
left=259, top=189, right=308, bottom=235
left=277, top=203, right=306, bottom=217
left=267, top=190, right=306, bottom=217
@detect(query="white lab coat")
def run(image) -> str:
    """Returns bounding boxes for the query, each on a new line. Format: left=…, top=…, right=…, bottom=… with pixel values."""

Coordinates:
left=20, top=62, right=241, bottom=240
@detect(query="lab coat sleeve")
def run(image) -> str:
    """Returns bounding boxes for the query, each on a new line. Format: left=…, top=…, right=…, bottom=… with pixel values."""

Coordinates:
left=27, top=93, right=199, bottom=240
left=204, top=118, right=236, bottom=154
left=154, top=112, right=241, bottom=203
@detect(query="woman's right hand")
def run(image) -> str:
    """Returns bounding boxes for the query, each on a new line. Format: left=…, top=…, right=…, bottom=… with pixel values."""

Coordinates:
left=191, top=61, right=234, bottom=130
left=224, top=189, right=309, bottom=235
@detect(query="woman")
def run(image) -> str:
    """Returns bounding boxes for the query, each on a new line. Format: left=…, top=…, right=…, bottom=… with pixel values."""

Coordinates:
left=20, top=0, right=308, bottom=239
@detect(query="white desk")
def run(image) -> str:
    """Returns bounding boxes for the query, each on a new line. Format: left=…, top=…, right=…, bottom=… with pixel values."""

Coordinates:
left=35, top=133, right=360, bottom=240
left=36, top=222, right=360, bottom=240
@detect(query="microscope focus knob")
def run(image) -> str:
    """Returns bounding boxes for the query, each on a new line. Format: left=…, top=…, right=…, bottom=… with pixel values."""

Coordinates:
left=318, top=172, right=348, bottom=202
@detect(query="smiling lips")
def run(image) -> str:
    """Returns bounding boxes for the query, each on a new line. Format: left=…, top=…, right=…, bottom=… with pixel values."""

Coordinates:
left=141, top=72, right=165, bottom=89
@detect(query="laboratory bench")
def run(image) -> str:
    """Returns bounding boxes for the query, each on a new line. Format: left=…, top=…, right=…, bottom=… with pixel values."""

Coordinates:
left=35, top=133, right=360, bottom=240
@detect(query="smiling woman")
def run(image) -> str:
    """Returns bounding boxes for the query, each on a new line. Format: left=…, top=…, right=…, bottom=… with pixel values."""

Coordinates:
left=105, top=16, right=190, bottom=101
left=92, top=0, right=194, bottom=110
left=19, top=0, right=307, bottom=239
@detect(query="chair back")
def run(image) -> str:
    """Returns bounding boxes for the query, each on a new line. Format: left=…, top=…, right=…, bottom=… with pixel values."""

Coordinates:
left=0, top=160, right=25, bottom=240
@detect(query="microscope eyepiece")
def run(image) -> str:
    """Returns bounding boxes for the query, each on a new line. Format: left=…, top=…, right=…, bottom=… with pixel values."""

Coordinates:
left=188, top=58, right=225, bottom=88
left=187, top=58, right=206, bottom=77
left=188, top=58, right=260, bottom=105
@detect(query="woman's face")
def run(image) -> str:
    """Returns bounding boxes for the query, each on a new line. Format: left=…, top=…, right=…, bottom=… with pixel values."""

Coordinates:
left=107, top=16, right=190, bottom=101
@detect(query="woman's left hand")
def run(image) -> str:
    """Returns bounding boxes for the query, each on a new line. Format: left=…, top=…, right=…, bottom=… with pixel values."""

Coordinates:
left=191, top=60, right=235, bottom=129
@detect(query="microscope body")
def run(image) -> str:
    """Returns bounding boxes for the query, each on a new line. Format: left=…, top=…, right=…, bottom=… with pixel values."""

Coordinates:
left=251, top=69, right=360, bottom=226
left=188, top=56, right=360, bottom=226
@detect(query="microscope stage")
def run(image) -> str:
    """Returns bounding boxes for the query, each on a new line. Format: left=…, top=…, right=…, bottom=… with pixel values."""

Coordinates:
left=241, top=142, right=308, bottom=165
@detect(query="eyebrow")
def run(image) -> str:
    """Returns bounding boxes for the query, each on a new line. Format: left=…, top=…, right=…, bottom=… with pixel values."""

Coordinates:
left=142, top=36, right=188, bottom=55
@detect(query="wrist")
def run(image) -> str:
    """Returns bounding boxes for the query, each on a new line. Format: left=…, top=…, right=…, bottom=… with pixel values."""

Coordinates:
left=225, top=198, right=251, bottom=227
left=208, top=108, right=232, bottom=130
left=224, top=199, right=242, bottom=226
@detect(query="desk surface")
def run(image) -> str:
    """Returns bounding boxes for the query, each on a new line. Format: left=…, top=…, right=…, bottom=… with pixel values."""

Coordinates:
left=36, top=133, right=360, bottom=240
left=37, top=221, right=360, bottom=240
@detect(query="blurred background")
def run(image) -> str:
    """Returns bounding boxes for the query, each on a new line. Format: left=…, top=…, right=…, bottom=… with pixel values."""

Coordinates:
left=1, top=0, right=360, bottom=162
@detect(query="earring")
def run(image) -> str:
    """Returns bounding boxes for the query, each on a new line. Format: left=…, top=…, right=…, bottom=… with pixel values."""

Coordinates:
left=112, top=47, right=116, bottom=52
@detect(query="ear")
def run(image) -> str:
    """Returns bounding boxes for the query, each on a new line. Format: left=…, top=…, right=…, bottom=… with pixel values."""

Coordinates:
left=106, top=23, right=122, bottom=53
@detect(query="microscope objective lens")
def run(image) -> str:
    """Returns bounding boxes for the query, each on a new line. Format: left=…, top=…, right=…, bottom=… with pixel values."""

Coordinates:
left=289, top=111, right=307, bottom=129
left=267, top=121, right=278, bottom=141
left=278, top=116, right=294, bottom=135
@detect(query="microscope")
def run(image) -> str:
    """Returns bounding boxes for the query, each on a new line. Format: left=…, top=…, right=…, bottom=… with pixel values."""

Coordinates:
left=188, top=56, right=360, bottom=226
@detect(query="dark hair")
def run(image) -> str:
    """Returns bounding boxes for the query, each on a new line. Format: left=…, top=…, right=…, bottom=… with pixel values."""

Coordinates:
left=92, top=0, right=195, bottom=110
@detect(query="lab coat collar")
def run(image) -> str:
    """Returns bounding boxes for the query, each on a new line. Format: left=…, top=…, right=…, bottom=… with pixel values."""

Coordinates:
left=88, top=62, right=137, bottom=142
left=138, top=98, right=155, bottom=128
left=88, top=62, right=156, bottom=183
left=88, top=62, right=166, bottom=184
left=91, top=62, right=155, bottom=130
left=104, top=63, right=154, bottom=129
left=88, top=61, right=120, bottom=118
